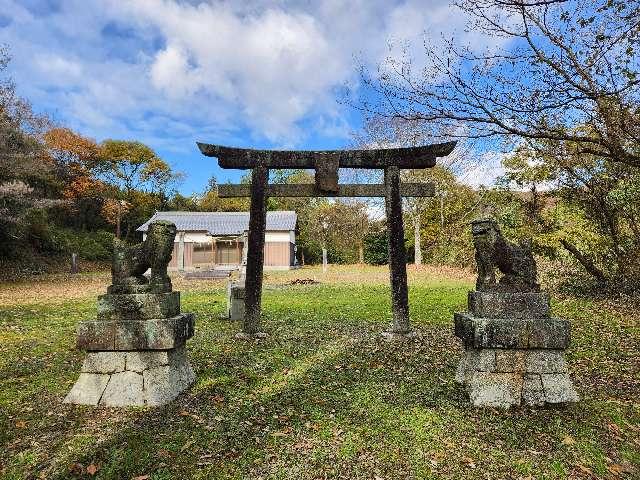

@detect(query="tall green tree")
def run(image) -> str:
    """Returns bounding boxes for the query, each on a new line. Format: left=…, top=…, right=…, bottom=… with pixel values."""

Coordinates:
left=99, top=140, right=179, bottom=238
left=501, top=140, right=640, bottom=290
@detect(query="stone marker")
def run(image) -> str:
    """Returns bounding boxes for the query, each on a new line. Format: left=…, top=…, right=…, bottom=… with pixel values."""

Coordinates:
left=225, top=231, right=248, bottom=321
left=64, top=221, right=196, bottom=407
left=454, top=219, right=578, bottom=408
left=227, top=280, right=246, bottom=321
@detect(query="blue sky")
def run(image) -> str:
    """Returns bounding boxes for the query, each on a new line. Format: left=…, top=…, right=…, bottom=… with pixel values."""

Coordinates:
left=0, top=0, right=505, bottom=194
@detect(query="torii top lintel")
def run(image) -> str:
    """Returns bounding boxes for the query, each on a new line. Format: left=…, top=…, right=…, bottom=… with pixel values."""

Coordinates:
left=196, top=141, right=457, bottom=169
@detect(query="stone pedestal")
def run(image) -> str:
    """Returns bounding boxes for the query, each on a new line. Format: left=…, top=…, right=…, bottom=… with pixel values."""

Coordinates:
left=227, top=280, right=245, bottom=321
left=454, top=291, right=578, bottom=408
left=64, top=347, right=195, bottom=407
left=65, top=292, right=195, bottom=407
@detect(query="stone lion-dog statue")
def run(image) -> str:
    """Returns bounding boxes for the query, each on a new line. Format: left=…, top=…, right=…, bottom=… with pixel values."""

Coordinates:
left=471, top=218, right=539, bottom=293
left=108, top=220, right=177, bottom=294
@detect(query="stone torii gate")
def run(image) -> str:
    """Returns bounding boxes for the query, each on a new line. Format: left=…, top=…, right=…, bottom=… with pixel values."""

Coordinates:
left=197, top=141, right=456, bottom=338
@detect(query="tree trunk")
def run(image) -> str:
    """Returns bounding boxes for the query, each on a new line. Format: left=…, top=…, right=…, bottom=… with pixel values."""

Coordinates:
left=358, top=241, right=364, bottom=264
left=560, top=239, right=607, bottom=283
left=116, top=207, right=121, bottom=239
left=414, top=216, right=422, bottom=266
left=70, top=253, right=79, bottom=274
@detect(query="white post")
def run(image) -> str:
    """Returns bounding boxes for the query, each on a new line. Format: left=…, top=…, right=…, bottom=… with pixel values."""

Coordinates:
left=322, top=244, right=328, bottom=273
left=177, top=232, right=185, bottom=271
left=321, top=220, right=328, bottom=273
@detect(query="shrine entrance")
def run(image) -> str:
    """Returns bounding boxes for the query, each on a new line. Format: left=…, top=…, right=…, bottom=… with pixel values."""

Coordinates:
left=197, top=141, right=456, bottom=338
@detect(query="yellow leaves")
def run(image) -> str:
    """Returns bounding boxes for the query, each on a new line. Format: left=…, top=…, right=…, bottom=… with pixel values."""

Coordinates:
left=101, top=198, right=131, bottom=225
left=15, top=420, right=27, bottom=428
left=561, top=435, right=577, bottom=446
left=44, top=127, right=99, bottom=165
left=100, top=140, right=157, bottom=166
left=62, top=175, right=105, bottom=200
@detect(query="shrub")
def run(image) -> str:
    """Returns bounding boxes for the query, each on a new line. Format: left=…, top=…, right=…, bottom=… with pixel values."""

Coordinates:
left=364, top=230, right=388, bottom=265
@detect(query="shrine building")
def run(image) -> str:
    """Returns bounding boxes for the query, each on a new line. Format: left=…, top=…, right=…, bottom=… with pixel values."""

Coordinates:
left=138, top=211, right=297, bottom=271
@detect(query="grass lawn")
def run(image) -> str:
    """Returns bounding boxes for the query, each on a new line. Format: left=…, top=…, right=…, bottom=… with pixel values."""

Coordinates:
left=0, top=265, right=638, bottom=479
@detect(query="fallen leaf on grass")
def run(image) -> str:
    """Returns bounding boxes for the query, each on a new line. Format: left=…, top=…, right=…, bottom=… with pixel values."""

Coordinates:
left=271, top=426, right=292, bottom=437
left=157, top=449, right=173, bottom=459
left=132, top=476, right=150, bottom=480
left=577, top=464, right=593, bottom=475
left=181, top=439, right=196, bottom=452
left=462, top=457, right=476, bottom=469
left=15, top=420, right=27, bottom=428
left=607, top=464, right=624, bottom=475
left=562, top=435, right=576, bottom=445
left=86, top=463, right=99, bottom=475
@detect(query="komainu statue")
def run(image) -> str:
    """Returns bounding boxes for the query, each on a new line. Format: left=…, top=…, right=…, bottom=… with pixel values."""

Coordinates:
left=109, top=220, right=177, bottom=294
left=65, top=219, right=196, bottom=407
left=453, top=218, right=578, bottom=409
left=471, top=218, right=539, bottom=292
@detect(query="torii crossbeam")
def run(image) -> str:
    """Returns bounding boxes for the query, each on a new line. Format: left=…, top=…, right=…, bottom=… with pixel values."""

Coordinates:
left=197, top=141, right=456, bottom=338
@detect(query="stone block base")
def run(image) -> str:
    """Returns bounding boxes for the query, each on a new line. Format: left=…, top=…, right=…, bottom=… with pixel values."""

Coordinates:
left=64, top=346, right=195, bottom=407
left=97, top=292, right=180, bottom=321
left=454, top=313, right=570, bottom=350
left=77, top=313, right=195, bottom=351
left=468, top=291, right=550, bottom=319
left=455, top=348, right=578, bottom=408
left=227, top=280, right=245, bottom=321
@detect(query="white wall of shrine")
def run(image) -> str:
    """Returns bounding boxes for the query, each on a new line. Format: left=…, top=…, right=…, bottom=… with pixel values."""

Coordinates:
left=265, top=231, right=294, bottom=243
left=144, top=230, right=295, bottom=244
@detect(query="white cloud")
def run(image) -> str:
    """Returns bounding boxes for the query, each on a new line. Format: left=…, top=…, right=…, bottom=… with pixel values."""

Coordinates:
left=112, top=0, right=351, bottom=141
left=0, top=0, right=500, bottom=152
left=458, top=150, right=506, bottom=188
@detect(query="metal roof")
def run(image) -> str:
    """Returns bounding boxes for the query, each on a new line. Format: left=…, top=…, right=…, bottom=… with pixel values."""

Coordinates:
left=137, top=211, right=297, bottom=235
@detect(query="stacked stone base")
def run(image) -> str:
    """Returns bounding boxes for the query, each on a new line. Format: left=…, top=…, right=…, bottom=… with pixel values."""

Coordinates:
left=65, top=291, right=195, bottom=407
left=64, top=346, right=195, bottom=407
left=454, top=291, right=578, bottom=409
left=455, top=348, right=577, bottom=408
